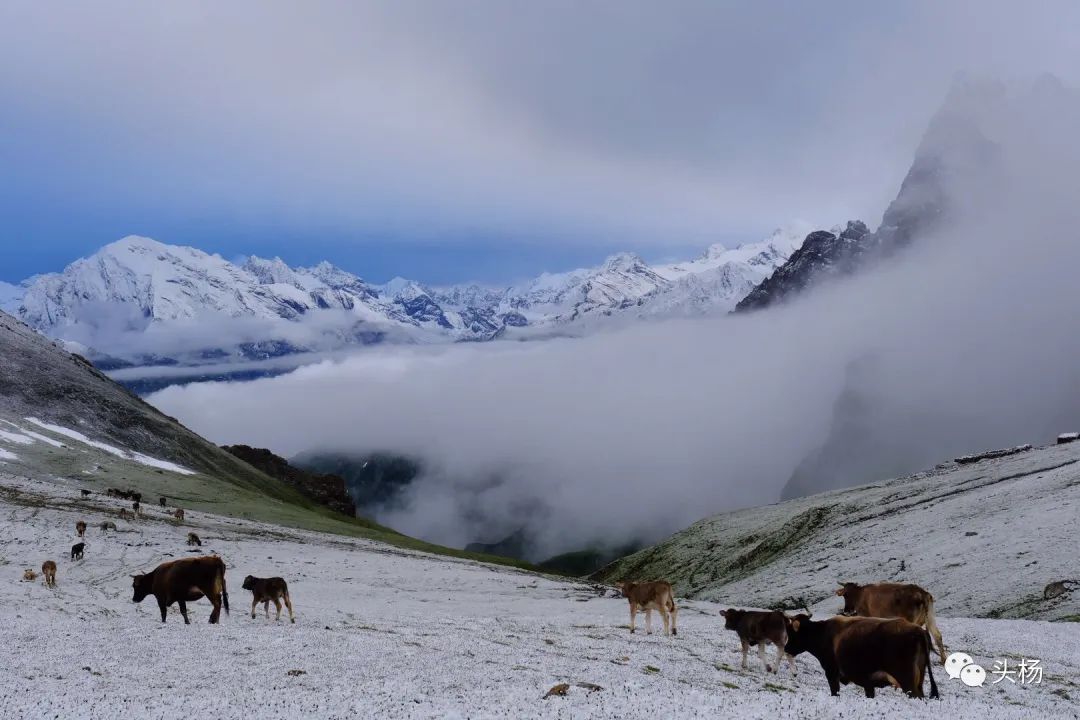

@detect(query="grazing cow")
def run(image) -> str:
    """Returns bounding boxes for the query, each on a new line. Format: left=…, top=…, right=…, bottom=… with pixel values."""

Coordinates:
left=23, top=569, right=39, bottom=582
left=187, top=533, right=202, bottom=547
left=118, top=508, right=133, bottom=520
left=71, top=542, right=85, bottom=560
left=75, top=520, right=87, bottom=537
left=100, top=521, right=117, bottom=533
left=785, top=614, right=939, bottom=698
left=173, top=508, right=185, bottom=523
left=616, top=580, right=678, bottom=636
left=836, top=582, right=946, bottom=664
left=242, top=575, right=296, bottom=623
left=41, top=560, right=57, bottom=588
left=80, top=489, right=91, bottom=498
left=720, top=609, right=797, bottom=674
left=106, top=488, right=120, bottom=498
left=159, top=496, right=167, bottom=508
left=131, top=556, right=229, bottom=624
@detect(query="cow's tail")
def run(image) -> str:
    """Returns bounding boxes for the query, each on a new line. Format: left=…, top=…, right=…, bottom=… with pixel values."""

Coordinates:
left=924, top=631, right=940, bottom=699
left=924, top=594, right=946, bottom=664
left=218, top=557, right=230, bottom=615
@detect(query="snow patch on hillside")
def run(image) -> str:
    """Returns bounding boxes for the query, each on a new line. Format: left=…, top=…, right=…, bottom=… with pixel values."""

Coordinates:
left=24, top=417, right=195, bottom=475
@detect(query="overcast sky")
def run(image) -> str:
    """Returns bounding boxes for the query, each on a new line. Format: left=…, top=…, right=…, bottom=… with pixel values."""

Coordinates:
left=2, top=1, right=1078, bottom=284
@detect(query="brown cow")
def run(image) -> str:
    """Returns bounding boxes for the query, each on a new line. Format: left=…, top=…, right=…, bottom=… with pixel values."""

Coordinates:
left=187, top=532, right=202, bottom=547
left=173, top=508, right=185, bottom=523
left=616, top=581, right=678, bottom=636
left=242, top=575, right=296, bottom=623
left=118, top=508, right=133, bottom=520
left=75, top=520, right=87, bottom=537
left=41, top=560, right=57, bottom=588
left=720, top=609, right=796, bottom=674
left=837, top=582, right=946, bottom=664
left=785, top=614, right=939, bottom=699
left=22, top=569, right=39, bottom=582
left=131, top=556, right=229, bottom=624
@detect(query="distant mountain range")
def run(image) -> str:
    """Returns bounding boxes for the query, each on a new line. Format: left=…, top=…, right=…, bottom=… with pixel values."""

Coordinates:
left=0, top=223, right=818, bottom=368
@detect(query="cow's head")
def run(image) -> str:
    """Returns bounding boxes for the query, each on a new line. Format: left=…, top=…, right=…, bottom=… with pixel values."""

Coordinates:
left=131, top=573, right=153, bottom=603
left=242, top=575, right=256, bottom=591
left=719, top=608, right=742, bottom=630
left=615, top=581, right=635, bottom=597
left=836, top=582, right=863, bottom=615
left=783, top=613, right=815, bottom=656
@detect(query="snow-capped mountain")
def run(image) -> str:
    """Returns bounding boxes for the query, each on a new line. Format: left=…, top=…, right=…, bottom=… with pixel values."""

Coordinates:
left=3, top=226, right=812, bottom=367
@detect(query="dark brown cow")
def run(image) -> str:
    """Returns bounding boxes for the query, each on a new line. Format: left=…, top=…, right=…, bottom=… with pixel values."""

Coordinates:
left=173, top=508, right=185, bottom=523
left=242, top=575, right=296, bottom=623
left=41, top=560, right=57, bottom=588
left=616, top=581, right=678, bottom=636
left=131, top=556, right=229, bottom=624
left=80, top=489, right=91, bottom=498
left=837, top=582, right=946, bottom=664
left=187, top=532, right=202, bottom=547
left=159, top=496, right=167, bottom=508
left=71, top=542, right=84, bottom=560
left=75, top=520, right=87, bottom=537
left=719, top=609, right=796, bottom=674
left=785, top=614, right=939, bottom=699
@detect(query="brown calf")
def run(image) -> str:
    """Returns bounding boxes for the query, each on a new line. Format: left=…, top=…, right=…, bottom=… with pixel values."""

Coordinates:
left=616, top=581, right=678, bottom=636
left=41, top=560, right=57, bottom=588
left=23, top=569, right=39, bottom=582
left=173, top=508, right=185, bottom=523
left=785, top=614, right=939, bottom=698
left=75, top=520, right=87, bottom=537
left=720, top=609, right=796, bottom=675
left=118, top=508, right=133, bottom=520
left=242, top=575, right=296, bottom=623
left=837, top=582, right=946, bottom=664
left=131, top=556, right=229, bottom=624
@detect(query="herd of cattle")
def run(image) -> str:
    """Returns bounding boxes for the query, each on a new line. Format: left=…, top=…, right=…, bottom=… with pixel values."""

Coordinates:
left=25, top=488, right=949, bottom=701
left=23, top=491, right=296, bottom=627
left=618, top=579, right=945, bottom=699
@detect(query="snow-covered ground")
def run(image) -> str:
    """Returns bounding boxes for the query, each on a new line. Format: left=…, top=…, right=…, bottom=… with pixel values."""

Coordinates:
left=1, top=474, right=1077, bottom=719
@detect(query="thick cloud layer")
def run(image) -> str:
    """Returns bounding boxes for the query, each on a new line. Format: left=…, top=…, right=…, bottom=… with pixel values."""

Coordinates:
left=150, top=78, right=1080, bottom=558
left=3, top=2, right=1080, bottom=282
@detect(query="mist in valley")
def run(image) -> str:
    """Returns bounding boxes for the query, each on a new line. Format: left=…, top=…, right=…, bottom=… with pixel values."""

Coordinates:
left=148, top=77, right=1080, bottom=559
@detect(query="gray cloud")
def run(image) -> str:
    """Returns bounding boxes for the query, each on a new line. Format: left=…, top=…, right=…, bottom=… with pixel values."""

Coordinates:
left=148, top=77, right=1080, bottom=558
left=3, top=2, right=1079, bottom=252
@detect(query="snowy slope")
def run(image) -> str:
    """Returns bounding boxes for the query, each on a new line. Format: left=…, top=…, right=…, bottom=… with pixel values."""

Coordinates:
left=2, top=471, right=1078, bottom=719
left=599, top=440, right=1080, bottom=622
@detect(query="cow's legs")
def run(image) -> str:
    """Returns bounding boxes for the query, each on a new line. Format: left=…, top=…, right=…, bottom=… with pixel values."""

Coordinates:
left=250, top=598, right=259, bottom=619
left=658, top=606, right=670, bottom=635
left=645, top=608, right=653, bottom=635
left=772, top=642, right=785, bottom=674
left=283, top=593, right=295, bottom=623
left=670, top=604, right=678, bottom=637
left=272, top=597, right=282, bottom=621
left=209, top=595, right=221, bottom=624
left=264, top=600, right=271, bottom=618
left=158, top=599, right=168, bottom=623
left=178, top=599, right=190, bottom=625
left=629, top=603, right=637, bottom=633
left=740, top=639, right=749, bottom=669
left=787, top=653, right=797, bottom=675
left=864, top=685, right=876, bottom=698
left=758, top=641, right=771, bottom=673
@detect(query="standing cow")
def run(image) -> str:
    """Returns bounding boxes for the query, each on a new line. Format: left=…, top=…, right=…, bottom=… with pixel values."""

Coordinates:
left=242, top=575, right=296, bottom=623
left=41, top=560, right=57, bottom=588
left=75, top=521, right=87, bottom=537
left=720, top=609, right=796, bottom=674
left=131, top=556, right=229, bottom=624
left=159, top=497, right=167, bottom=508
left=836, top=582, right=946, bottom=664
left=785, top=613, right=939, bottom=698
left=173, top=508, right=185, bottom=523
left=616, top=580, right=678, bottom=636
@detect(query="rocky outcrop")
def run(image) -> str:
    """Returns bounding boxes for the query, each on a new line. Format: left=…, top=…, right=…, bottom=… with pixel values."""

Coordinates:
left=222, top=445, right=356, bottom=517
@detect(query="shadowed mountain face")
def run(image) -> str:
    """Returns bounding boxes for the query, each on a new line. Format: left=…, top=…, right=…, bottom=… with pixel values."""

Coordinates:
left=222, top=445, right=356, bottom=516
left=292, top=451, right=421, bottom=516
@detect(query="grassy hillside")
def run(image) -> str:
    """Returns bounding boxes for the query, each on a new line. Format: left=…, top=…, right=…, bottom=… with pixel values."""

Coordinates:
left=596, top=439, right=1080, bottom=621
left=0, top=311, right=536, bottom=571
